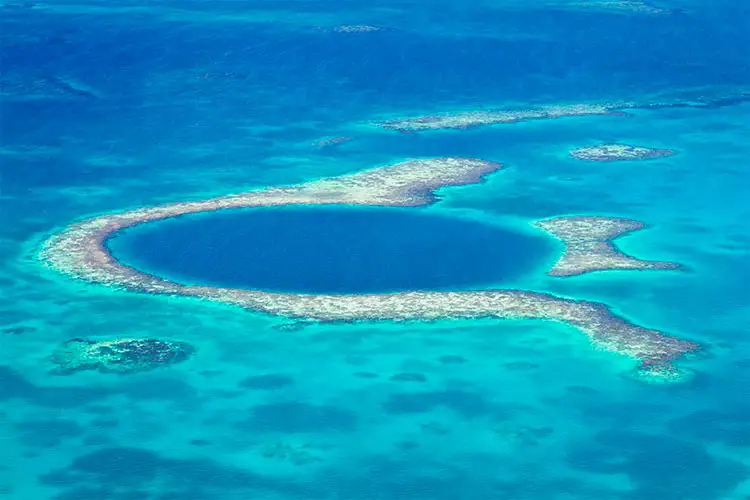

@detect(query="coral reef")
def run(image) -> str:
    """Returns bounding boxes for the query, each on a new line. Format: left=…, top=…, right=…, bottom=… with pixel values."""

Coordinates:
left=378, top=104, right=617, bottom=132
left=569, top=143, right=675, bottom=161
left=374, top=90, right=750, bottom=132
left=535, top=216, right=681, bottom=276
left=51, top=337, right=194, bottom=374
left=312, top=136, right=352, bottom=148
left=39, top=157, right=697, bottom=380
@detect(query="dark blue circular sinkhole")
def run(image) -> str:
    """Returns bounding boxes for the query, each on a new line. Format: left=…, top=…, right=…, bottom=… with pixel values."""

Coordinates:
left=107, top=206, right=553, bottom=294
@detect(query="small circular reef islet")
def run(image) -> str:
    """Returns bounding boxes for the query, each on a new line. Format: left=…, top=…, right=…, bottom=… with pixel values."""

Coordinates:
left=39, top=157, right=697, bottom=381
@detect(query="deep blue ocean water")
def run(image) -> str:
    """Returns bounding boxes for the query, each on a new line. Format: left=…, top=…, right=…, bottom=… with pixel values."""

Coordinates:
left=2, top=1, right=750, bottom=499
left=107, top=206, right=553, bottom=293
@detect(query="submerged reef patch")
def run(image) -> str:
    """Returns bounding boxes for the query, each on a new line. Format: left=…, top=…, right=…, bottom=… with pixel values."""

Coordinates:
left=51, top=338, right=194, bottom=375
left=39, top=157, right=698, bottom=379
left=535, top=216, right=681, bottom=276
left=569, top=143, right=675, bottom=162
left=331, top=25, right=381, bottom=33
left=567, top=1, right=671, bottom=15
left=378, top=104, right=618, bottom=132
left=312, top=136, right=353, bottom=148
left=375, top=91, right=750, bottom=132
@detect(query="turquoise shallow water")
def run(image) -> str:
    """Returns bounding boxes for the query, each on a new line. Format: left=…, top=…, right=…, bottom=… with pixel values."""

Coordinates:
left=2, top=1, right=750, bottom=499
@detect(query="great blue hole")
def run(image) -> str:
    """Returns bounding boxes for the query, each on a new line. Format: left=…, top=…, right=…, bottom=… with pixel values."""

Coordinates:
left=106, top=206, right=554, bottom=294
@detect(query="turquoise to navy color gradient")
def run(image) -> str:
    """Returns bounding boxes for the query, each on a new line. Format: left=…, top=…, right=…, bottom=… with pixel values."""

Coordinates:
left=2, top=2, right=750, bottom=500
left=107, top=207, right=553, bottom=293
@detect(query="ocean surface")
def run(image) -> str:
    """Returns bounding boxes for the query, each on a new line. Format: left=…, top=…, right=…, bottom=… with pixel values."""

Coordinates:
left=2, top=1, right=750, bottom=499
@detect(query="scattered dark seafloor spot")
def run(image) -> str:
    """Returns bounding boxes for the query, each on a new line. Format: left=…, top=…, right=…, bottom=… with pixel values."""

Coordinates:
left=318, top=455, right=506, bottom=500
left=389, top=372, right=428, bottom=383
left=382, top=390, right=491, bottom=418
left=189, top=439, right=212, bottom=447
left=396, top=440, right=420, bottom=450
left=716, top=341, right=740, bottom=351
left=153, top=493, right=220, bottom=500
left=566, top=400, right=671, bottom=424
left=240, top=401, right=358, bottom=433
left=81, top=434, right=113, bottom=447
left=420, top=421, right=450, bottom=435
left=16, top=419, right=85, bottom=448
left=567, top=430, right=748, bottom=500
left=565, top=385, right=601, bottom=397
left=0, top=365, right=112, bottom=407
left=89, top=417, right=118, bottom=429
left=438, top=355, right=467, bottom=364
left=238, top=373, right=295, bottom=390
left=353, top=371, right=379, bottom=378
left=116, top=376, right=197, bottom=401
left=668, top=409, right=750, bottom=447
left=492, top=423, right=555, bottom=446
left=313, top=455, right=614, bottom=500
left=0, top=365, right=204, bottom=423
left=501, top=361, right=540, bottom=371
left=80, top=405, right=114, bottom=415
left=2, top=325, right=35, bottom=335
left=259, top=442, right=323, bottom=466
left=40, top=446, right=323, bottom=500
left=51, top=487, right=161, bottom=500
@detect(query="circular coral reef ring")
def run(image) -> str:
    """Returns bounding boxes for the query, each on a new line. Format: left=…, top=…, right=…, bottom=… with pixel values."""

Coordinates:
left=569, top=144, right=676, bottom=162
left=38, top=157, right=698, bottom=381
